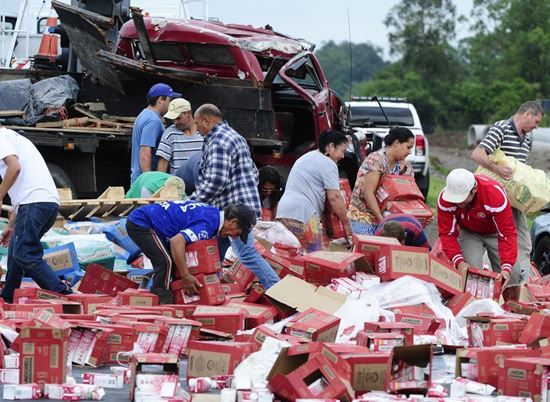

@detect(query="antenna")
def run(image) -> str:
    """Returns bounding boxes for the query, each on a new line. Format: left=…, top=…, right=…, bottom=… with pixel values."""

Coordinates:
left=347, top=8, right=352, bottom=102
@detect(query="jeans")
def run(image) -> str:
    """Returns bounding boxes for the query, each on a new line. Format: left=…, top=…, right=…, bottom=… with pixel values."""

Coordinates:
left=1, top=202, right=72, bottom=302
left=219, top=233, right=280, bottom=289
left=350, top=219, right=377, bottom=235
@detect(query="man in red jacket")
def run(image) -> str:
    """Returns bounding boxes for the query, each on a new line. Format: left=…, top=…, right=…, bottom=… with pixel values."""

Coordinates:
left=438, top=168, right=518, bottom=291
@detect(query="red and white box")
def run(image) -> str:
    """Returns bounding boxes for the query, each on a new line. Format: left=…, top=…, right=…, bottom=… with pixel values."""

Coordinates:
left=3, top=384, right=41, bottom=400
left=135, top=373, right=179, bottom=392
left=323, top=178, right=352, bottom=239
left=429, top=255, right=464, bottom=298
left=82, top=372, right=124, bottom=389
left=363, top=322, right=415, bottom=345
left=78, top=263, right=138, bottom=296
left=356, top=332, right=405, bottom=352
left=187, top=341, right=256, bottom=379
left=328, top=277, right=367, bottom=299
left=191, top=305, right=248, bottom=333
left=342, top=352, right=391, bottom=393
left=446, top=292, right=476, bottom=316
left=519, top=312, right=550, bottom=345
left=13, top=288, right=67, bottom=304
left=352, top=271, right=381, bottom=289
left=0, top=369, right=19, bottom=384
left=377, top=244, right=430, bottom=282
left=376, top=174, right=424, bottom=210
left=224, top=300, right=278, bottom=329
left=183, top=239, right=221, bottom=276
left=260, top=248, right=305, bottom=280
left=302, top=251, right=371, bottom=285
left=115, top=289, right=159, bottom=307
left=462, top=266, right=503, bottom=300
left=226, top=260, right=257, bottom=290
left=172, top=273, right=225, bottom=306
left=385, top=199, right=434, bottom=227
left=85, top=323, right=136, bottom=365
left=283, top=307, right=340, bottom=342
left=498, top=357, right=550, bottom=400
left=352, top=234, right=400, bottom=269
left=129, top=353, right=180, bottom=402
left=66, top=294, right=113, bottom=314
left=468, top=316, right=527, bottom=347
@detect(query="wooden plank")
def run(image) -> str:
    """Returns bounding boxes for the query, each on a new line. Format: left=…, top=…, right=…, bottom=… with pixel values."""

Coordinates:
left=98, top=187, right=125, bottom=200
left=58, top=204, right=82, bottom=219
left=70, top=201, right=101, bottom=220
left=57, top=188, right=73, bottom=200
left=3, top=125, right=131, bottom=136
left=102, top=114, right=136, bottom=123
left=73, top=104, right=101, bottom=119
left=36, top=117, right=91, bottom=128
left=93, top=201, right=118, bottom=217
left=0, top=110, right=25, bottom=117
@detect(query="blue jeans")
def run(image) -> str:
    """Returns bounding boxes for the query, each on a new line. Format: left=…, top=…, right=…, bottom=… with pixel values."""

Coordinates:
left=1, top=202, right=72, bottom=302
left=350, top=219, right=377, bottom=235
left=218, top=233, right=280, bottom=289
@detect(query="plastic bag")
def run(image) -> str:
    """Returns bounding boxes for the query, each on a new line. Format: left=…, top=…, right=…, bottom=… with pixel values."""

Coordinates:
left=31, top=75, right=79, bottom=115
left=334, top=297, right=388, bottom=343
left=476, top=148, right=550, bottom=213
left=252, top=221, right=301, bottom=249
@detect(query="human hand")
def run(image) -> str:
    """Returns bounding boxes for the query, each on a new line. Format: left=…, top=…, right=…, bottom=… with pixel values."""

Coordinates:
left=501, top=269, right=511, bottom=287
left=457, top=261, right=470, bottom=272
left=495, top=164, right=513, bottom=180
left=181, top=274, right=202, bottom=295
left=0, top=227, right=13, bottom=247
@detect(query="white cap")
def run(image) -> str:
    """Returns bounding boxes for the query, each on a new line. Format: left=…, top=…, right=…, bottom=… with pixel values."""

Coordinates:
left=442, top=168, right=476, bottom=203
left=164, top=98, right=191, bottom=119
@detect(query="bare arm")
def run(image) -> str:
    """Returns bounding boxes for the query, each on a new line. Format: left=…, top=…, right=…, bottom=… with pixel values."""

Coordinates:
left=361, top=171, right=384, bottom=223
left=0, top=155, right=21, bottom=201
left=157, top=158, right=169, bottom=173
left=139, top=146, right=153, bottom=173
left=471, top=146, right=512, bottom=180
left=169, top=234, right=201, bottom=295
left=327, top=188, right=352, bottom=236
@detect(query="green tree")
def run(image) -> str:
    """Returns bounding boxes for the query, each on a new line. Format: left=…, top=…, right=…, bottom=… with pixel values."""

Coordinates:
left=315, top=41, right=387, bottom=100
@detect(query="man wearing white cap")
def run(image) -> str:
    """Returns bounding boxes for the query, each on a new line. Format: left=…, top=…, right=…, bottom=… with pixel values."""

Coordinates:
left=438, top=168, right=518, bottom=289
left=156, top=98, right=203, bottom=174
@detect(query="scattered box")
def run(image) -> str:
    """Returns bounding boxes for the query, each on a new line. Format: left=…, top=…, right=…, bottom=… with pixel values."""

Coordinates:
left=498, top=357, right=550, bottom=400
left=302, top=251, right=372, bottom=285
left=43, top=243, right=79, bottom=276
left=386, top=344, right=432, bottom=394
left=78, top=263, right=138, bottom=296
left=446, top=292, right=476, bottom=316
left=187, top=341, right=255, bottom=379
left=224, top=300, right=277, bottom=329
left=191, top=305, right=248, bottom=333
left=342, top=352, right=391, bottom=393
left=377, top=244, right=430, bottom=282
left=429, top=255, right=464, bottom=297
left=352, top=235, right=400, bottom=269
left=283, top=307, right=340, bottom=342
left=376, top=174, right=424, bottom=210
left=129, top=353, right=179, bottom=402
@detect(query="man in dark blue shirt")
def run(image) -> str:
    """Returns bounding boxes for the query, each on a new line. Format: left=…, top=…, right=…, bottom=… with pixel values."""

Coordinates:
left=127, top=200, right=256, bottom=304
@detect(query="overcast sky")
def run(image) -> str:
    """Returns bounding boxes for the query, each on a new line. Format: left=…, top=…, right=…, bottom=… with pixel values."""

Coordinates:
left=180, top=0, right=474, bottom=59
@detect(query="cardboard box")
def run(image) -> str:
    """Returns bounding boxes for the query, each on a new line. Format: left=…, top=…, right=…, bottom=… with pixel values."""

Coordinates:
left=43, top=242, right=79, bottom=275
left=86, top=323, right=136, bottom=364
left=393, top=313, right=442, bottom=335
left=468, top=316, right=527, bottom=347
left=249, top=325, right=307, bottom=348
left=132, top=322, right=169, bottom=353
left=363, top=322, right=415, bottom=345
left=519, top=312, right=550, bottom=345
left=68, top=326, right=112, bottom=367
left=352, top=235, right=400, bottom=269
left=267, top=350, right=354, bottom=402
left=226, top=260, right=257, bottom=290
left=328, top=277, right=367, bottom=299
left=356, top=332, right=405, bottom=352
left=285, top=342, right=352, bottom=379
left=498, top=357, right=550, bottom=400
left=13, top=288, right=67, bottom=304
left=323, top=178, right=352, bottom=239
left=352, top=271, right=381, bottom=289
left=224, top=300, right=277, bottom=329
left=477, top=346, right=540, bottom=387
left=429, top=255, right=464, bottom=297
left=377, top=244, right=430, bottom=282
left=265, top=275, right=346, bottom=318
left=385, top=199, right=434, bottom=227
left=386, top=344, right=432, bottom=394
left=283, top=307, right=340, bottom=342
left=187, top=341, right=255, bottom=379
left=191, top=305, right=248, bottom=333
left=376, top=174, right=424, bottom=209
left=446, top=292, right=476, bottom=316
left=302, top=251, right=373, bottom=285
left=462, top=266, right=503, bottom=300
left=78, top=263, right=138, bottom=296
left=66, top=294, right=113, bottom=314
left=116, top=289, right=159, bottom=307
left=220, top=283, right=245, bottom=296
left=179, top=239, right=221, bottom=276
left=129, top=353, right=179, bottom=402
left=260, top=248, right=305, bottom=280
left=342, top=352, right=391, bottom=393
left=3, top=383, right=41, bottom=400
left=18, top=325, right=70, bottom=384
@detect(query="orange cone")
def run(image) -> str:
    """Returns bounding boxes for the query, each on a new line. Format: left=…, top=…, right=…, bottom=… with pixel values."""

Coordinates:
left=36, top=8, right=60, bottom=61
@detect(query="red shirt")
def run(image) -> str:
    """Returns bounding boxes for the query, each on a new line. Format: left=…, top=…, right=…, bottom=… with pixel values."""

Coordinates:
left=437, top=175, right=517, bottom=271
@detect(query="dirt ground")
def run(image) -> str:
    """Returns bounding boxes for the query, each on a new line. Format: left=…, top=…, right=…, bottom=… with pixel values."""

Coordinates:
left=423, top=130, right=550, bottom=243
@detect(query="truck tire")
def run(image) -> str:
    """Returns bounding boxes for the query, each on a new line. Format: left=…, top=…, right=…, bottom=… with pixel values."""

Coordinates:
left=415, top=169, right=430, bottom=199
left=47, top=163, right=77, bottom=198
left=533, top=235, right=550, bottom=275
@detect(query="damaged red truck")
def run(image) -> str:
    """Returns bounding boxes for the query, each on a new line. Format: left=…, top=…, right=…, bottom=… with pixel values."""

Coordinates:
left=20, top=1, right=361, bottom=196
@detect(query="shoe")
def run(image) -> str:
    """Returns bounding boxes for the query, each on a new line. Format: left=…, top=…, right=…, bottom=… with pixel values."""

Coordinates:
left=151, top=287, right=174, bottom=305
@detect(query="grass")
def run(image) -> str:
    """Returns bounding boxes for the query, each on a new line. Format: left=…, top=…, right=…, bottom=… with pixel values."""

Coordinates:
left=426, top=175, right=446, bottom=211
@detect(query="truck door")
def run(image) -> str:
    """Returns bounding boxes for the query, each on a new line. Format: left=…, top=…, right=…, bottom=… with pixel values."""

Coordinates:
left=278, top=52, right=331, bottom=144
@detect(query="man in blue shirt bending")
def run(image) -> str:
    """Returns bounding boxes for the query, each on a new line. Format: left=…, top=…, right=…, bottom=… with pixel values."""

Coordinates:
left=127, top=200, right=259, bottom=304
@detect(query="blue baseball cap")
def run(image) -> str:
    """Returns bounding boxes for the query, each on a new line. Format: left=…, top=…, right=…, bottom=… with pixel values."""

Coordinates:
left=147, top=83, right=181, bottom=99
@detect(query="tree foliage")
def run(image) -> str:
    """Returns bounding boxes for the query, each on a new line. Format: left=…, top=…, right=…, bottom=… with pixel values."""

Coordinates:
left=314, top=41, right=387, bottom=99
left=315, top=0, right=550, bottom=129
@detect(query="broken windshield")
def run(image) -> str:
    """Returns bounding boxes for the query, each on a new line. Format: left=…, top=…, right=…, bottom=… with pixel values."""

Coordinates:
left=349, top=106, right=415, bottom=127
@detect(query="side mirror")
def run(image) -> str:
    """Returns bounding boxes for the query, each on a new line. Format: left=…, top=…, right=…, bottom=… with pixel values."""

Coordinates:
left=422, top=124, right=435, bottom=135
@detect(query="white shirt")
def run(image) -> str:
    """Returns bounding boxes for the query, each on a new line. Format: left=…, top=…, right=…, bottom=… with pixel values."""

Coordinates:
left=0, top=128, right=59, bottom=210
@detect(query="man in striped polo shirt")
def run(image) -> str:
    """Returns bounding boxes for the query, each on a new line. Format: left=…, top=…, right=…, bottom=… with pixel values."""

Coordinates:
left=156, top=98, right=203, bottom=174
left=471, top=101, right=544, bottom=299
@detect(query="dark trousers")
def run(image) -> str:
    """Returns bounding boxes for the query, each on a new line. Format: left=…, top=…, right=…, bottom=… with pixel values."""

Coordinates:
left=126, top=220, right=172, bottom=289
left=1, top=202, right=71, bottom=302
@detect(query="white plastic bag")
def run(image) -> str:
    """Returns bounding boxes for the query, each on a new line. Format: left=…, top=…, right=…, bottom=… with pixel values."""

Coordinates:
left=252, top=221, right=301, bottom=249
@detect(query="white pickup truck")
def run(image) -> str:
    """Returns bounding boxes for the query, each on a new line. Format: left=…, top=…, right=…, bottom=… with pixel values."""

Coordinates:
left=346, top=98, right=431, bottom=197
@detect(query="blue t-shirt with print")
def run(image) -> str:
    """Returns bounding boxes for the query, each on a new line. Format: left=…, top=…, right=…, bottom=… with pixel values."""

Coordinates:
left=130, top=108, right=165, bottom=183
left=128, top=200, right=221, bottom=244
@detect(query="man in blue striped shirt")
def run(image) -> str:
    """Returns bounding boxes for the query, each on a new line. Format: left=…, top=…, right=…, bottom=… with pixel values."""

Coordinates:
left=471, top=101, right=544, bottom=299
